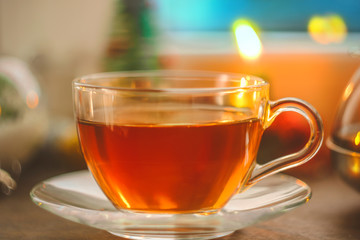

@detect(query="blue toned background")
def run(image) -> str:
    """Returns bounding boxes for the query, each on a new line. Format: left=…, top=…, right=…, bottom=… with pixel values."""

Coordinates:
left=153, top=0, right=360, bottom=32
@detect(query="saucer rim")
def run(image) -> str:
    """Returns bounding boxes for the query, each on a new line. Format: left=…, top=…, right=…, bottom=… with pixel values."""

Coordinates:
left=30, top=170, right=311, bottom=239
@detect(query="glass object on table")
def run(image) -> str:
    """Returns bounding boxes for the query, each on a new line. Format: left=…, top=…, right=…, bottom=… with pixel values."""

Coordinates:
left=0, top=57, right=48, bottom=195
left=327, top=60, right=360, bottom=192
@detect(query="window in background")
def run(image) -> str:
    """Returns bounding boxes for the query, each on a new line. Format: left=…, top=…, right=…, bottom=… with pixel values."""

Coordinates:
left=153, top=0, right=360, bottom=32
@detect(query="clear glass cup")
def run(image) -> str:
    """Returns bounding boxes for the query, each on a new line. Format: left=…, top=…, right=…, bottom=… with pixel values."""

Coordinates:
left=73, top=70, right=323, bottom=214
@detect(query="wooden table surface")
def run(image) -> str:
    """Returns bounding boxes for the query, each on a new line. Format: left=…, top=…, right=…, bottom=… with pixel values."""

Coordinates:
left=1, top=153, right=360, bottom=240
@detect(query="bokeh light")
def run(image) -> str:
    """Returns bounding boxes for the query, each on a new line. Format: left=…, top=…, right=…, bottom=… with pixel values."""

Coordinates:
left=233, top=19, right=262, bottom=60
left=26, top=90, right=39, bottom=109
left=355, top=131, right=360, bottom=146
left=308, top=14, right=347, bottom=44
left=351, top=158, right=360, bottom=175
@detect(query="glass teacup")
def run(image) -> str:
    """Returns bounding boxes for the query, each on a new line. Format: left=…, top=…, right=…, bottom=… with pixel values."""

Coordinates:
left=73, top=70, right=323, bottom=214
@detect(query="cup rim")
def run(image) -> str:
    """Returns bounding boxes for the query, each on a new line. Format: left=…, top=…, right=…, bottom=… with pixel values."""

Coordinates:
left=73, top=70, right=268, bottom=93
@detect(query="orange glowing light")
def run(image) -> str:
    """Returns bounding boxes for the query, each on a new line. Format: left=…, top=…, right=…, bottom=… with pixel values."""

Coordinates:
left=351, top=159, right=360, bottom=174
left=308, top=14, right=347, bottom=44
left=233, top=19, right=262, bottom=60
left=0, top=104, right=2, bottom=117
left=26, top=90, right=39, bottom=109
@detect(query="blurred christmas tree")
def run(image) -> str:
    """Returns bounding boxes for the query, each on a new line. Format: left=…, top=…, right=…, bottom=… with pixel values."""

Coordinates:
left=104, top=0, right=159, bottom=71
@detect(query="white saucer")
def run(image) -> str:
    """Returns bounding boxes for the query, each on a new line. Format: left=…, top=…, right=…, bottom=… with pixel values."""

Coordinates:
left=30, top=170, right=311, bottom=240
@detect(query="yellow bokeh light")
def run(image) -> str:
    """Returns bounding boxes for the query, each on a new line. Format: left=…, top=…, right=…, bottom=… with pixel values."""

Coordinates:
left=308, top=14, right=347, bottom=44
left=233, top=19, right=262, bottom=60
left=354, top=131, right=360, bottom=146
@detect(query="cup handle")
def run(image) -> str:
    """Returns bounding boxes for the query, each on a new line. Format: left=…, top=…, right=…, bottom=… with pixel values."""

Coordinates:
left=248, top=97, right=324, bottom=185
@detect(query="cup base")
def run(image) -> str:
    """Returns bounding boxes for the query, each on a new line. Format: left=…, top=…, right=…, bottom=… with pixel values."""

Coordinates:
left=109, top=230, right=234, bottom=240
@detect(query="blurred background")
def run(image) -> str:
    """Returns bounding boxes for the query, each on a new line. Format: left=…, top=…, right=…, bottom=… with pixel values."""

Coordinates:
left=1, top=0, right=360, bottom=193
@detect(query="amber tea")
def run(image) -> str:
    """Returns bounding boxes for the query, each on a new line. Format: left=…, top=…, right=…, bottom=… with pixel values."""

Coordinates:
left=77, top=112, right=263, bottom=213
